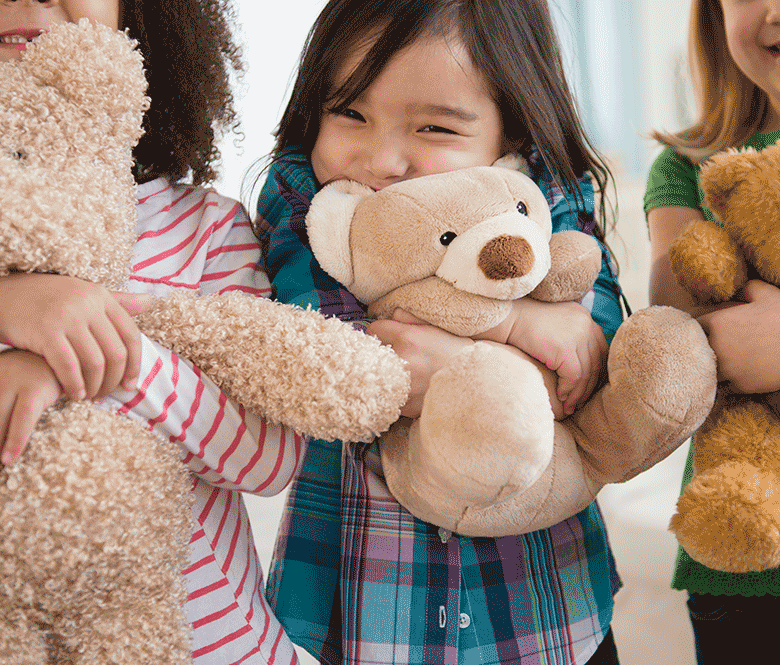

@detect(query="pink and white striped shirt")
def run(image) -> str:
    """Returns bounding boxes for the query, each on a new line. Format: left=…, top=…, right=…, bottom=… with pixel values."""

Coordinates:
left=102, top=178, right=304, bottom=664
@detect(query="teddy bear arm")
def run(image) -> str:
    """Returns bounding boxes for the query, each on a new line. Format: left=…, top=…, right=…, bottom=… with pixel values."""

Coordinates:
left=669, top=219, right=748, bottom=303
left=529, top=231, right=601, bottom=303
left=568, top=306, right=717, bottom=484
left=136, top=291, right=409, bottom=443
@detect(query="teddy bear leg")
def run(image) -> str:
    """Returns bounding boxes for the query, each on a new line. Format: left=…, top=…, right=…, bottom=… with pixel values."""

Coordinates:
left=671, top=398, right=780, bottom=573
left=413, top=341, right=555, bottom=507
left=570, top=306, right=717, bottom=483
left=671, top=461, right=780, bottom=573
left=0, top=605, right=48, bottom=664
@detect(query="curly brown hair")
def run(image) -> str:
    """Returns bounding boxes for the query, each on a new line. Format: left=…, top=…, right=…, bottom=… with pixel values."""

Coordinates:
left=122, top=0, right=244, bottom=185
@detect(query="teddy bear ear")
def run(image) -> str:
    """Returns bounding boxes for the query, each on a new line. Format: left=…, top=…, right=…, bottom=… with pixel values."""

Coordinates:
left=306, top=179, right=374, bottom=288
left=699, top=147, right=759, bottom=213
left=492, top=153, right=532, bottom=177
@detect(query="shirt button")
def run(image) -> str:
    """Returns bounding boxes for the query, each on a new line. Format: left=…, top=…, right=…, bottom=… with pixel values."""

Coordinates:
left=459, top=613, right=471, bottom=629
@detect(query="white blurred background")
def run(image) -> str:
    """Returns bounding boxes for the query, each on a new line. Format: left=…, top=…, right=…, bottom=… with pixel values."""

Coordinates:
left=217, top=2, right=699, bottom=663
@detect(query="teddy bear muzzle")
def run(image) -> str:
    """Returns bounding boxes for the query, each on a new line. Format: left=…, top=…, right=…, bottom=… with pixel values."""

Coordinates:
left=435, top=213, right=552, bottom=300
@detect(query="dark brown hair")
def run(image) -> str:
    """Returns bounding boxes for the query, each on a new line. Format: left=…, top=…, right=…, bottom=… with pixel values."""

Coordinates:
left=652, top=0, right=771, bottom=163
left=271, top=0, right=613, bottom=241
left=122, top=0, right=244, bottom=185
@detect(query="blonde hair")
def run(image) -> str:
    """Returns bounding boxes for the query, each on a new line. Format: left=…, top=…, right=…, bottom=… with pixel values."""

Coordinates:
left=652, top=0, right=770, bottom=163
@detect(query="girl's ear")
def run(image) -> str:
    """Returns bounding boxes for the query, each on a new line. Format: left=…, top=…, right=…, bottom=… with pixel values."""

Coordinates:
left=306, top=179, right=374, bottom=288
left=493, top=153, right=532, bottom=177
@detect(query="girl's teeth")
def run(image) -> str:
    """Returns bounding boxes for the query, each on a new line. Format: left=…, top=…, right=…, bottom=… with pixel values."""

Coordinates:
left=1, top=35, right=29, bottom=44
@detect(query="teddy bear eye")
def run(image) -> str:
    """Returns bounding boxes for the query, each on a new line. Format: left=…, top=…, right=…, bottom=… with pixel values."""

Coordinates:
left=516, top=201, right=528, bottom=215
left=439, top=231, right=457, bottom=246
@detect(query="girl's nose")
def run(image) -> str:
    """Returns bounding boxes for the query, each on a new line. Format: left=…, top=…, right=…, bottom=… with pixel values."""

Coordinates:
left=363, top=135, right=410, bottom=185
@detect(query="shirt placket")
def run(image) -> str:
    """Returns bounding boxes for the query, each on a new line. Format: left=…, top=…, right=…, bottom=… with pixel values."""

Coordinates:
left=426, top=527, right=462, bottom=665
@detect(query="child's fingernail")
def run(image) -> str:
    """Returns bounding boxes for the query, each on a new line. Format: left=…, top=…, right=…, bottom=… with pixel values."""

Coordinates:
left=122, top=378, right=137, bottom=391
left=75, top=389, right=86, bottom=400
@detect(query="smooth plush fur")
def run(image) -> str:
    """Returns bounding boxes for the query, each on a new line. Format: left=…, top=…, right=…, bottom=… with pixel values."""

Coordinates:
left=0, top=21, right=407, bottom=663
left=669, top=142, right=780, bottom=572
left=307, top=159, right=718, bottom=537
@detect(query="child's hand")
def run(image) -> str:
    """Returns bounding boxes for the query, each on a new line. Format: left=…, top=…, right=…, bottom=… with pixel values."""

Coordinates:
left=0, top=350, right=62, bottom=466
left=697, top=280, right=780, bottom=393
left=475, top=298, right=607, bottom=415
left=0, top=273, right=152, bottom=401
left=367, top=310, right=474, bottom=418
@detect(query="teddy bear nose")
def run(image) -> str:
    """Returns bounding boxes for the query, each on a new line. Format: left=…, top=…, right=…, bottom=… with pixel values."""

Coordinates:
left=478, top=235, right=535, bottom=280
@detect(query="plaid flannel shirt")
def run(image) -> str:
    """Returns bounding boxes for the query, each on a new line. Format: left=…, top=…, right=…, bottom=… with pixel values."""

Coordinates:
left=256, top=152, right=624, bottom=665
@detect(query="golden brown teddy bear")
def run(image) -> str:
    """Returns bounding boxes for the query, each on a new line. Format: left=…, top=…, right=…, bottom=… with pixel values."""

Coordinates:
left=0, top=21, right=407, bottom=664
left=669, top=142, right=780, bottom=573
left=306, top=157, right=718, bottom=537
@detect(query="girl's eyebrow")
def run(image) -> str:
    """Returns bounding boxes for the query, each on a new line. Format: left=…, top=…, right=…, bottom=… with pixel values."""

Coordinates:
left=409, top=103, right=479, bottom=123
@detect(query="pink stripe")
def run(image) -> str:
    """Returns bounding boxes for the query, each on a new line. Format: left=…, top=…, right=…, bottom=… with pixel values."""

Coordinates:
left=205, top=243, right=258, bottom=260
left=137, top=181, right=172, bottom=205
left=250, top=426, right=288, bottom=493
left=192, top=624, right=253, bottom=658
left=196, top=391, right=227, bottom=459
left=214, top=403, right=248, bottom=475
left=191, top=601, right=239, bottom=628
left=188, top=577, right=230, bottom=601
left=118, top=357, right=162, bottom=414
left=200, top=262, right=260, bottom=282
left=233, top=418, right=267, bottom=486
left=172, top=366, right=205, bottom=443
left=136, top=191, right=206, bottom=240
left=183, top=553, right=216, bottom=575
left=146, top=354, right=180, bottom=428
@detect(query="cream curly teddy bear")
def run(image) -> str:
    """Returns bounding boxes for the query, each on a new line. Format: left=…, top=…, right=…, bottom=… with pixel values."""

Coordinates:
left=0, top=21, right=407, bottom=663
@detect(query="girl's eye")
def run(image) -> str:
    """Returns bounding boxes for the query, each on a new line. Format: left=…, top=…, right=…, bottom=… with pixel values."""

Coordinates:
left=516, top=201, right=528, bottom=215
left=338, top=108, right=365, bottom=122
left=328, top=106, right=365, bottom=122
left=420, top=125, right=458, bottom=135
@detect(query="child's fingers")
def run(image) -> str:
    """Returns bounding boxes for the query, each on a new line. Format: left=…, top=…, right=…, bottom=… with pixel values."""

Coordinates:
left=64, top=330, right=106, bottom=400
left=554, top=355, right=582, bottom=416
left=42, top=336, right=86, bottom=401
left=105, top=298, right=143, bottom=392
left=1, top=394, right=48, bottom=466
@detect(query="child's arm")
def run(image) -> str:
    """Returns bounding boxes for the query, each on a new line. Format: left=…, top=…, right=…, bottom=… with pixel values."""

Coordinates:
left=0, top=273, right=151, bottom=400
left=0, top=350, right=62, bottom=466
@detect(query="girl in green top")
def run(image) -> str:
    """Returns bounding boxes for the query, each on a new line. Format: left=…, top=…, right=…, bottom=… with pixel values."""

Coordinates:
left=644, top=0, right=780, bottom=662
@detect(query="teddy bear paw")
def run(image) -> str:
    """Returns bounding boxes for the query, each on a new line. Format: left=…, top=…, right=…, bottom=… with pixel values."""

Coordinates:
left=594, top=306, right=717, bottom=476
left=671, top=461, right=780, bottom=573
left=415, top=341, right=554, bottom=505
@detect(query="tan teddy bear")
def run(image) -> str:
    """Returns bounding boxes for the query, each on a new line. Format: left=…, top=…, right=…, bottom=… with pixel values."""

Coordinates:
left=0, top=21, right=407, bottom=664
left=668, top=142, right=780, bottom=573
left=306, top=157, right=718, bottom=537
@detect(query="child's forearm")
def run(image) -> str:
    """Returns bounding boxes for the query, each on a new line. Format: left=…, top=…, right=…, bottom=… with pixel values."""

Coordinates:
left=102, top=334, right=305, bottom=495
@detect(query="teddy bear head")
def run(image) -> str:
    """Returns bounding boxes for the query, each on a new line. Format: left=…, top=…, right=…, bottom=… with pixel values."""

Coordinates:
left=306, top=156, right=554, bottom=335
left=699, top=141, right=780, bottom=287
left=0, top=20, right=149, bottom=290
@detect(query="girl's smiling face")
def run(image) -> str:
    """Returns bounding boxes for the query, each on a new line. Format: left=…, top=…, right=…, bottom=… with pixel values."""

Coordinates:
left=0, top=0, right=120, bottom=63
left=720, top=0, right=780, bottom=130
left=311, top=34, right=504, bottom=191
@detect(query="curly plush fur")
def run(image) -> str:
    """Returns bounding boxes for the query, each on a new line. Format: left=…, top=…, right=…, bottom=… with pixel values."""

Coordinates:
left=669, top=143, right=780, bottom=573
left=0, top=21, right=407, bottom=663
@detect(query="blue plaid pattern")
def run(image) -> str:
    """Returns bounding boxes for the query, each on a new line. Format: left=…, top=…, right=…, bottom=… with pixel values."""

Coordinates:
left=257, top=153, right=624, bottom=665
